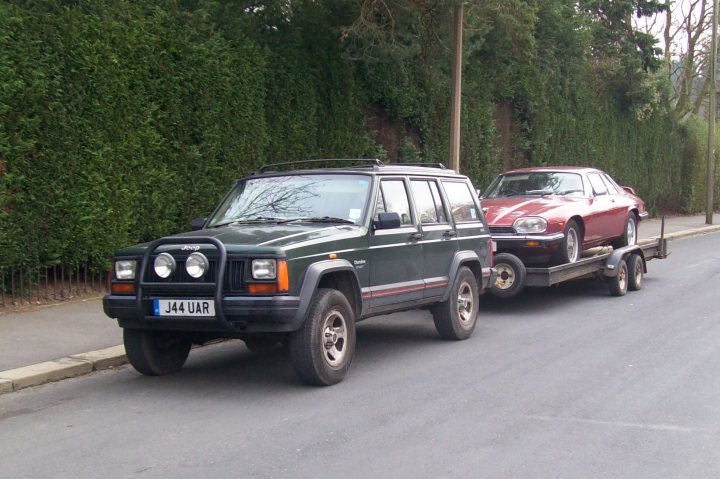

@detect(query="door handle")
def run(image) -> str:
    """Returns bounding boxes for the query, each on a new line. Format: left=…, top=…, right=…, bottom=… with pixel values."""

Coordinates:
left=443, top=230, right=457, bottom=238
left=409, top=233, right=423, bottom=241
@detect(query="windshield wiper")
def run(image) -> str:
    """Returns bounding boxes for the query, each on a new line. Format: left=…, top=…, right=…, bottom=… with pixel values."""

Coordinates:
left=211, top=217, right=284, bottom=228
left=281, top=216, right=355, bottom=224
left=525, top=189, right=553, bottom=196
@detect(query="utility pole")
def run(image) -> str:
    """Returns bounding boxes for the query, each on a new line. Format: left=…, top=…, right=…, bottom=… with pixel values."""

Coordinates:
left=707, top=0, right=718, bottom=224
left=448, top=0, right=463, bottom=173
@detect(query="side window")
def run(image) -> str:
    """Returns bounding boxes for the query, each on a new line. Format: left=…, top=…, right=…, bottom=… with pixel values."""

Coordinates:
left=442, top=181, right=480, bottom=223
left=601, top=174, right=619, bottom=195
left=428, top=181, right=448, bottom=223
left=587, top=173, right=608, bottom=196
left=411, top=180, right=448, bottom=224
left=375, top=179, right=413, bottom=226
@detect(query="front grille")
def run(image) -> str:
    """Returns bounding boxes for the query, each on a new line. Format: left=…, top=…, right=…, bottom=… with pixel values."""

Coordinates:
left=225, top=260, right=244, bottom=293
left=489, top=226, right=515, bottom=234
left=144, top=257, right=245, bottom=292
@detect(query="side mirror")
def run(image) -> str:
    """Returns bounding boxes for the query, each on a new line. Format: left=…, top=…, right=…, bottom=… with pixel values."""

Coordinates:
left=475, top=189, right=482, bottom=198
left=373, top=212, right=401, bottom=230
left=190, top=217, right=207, bottom=231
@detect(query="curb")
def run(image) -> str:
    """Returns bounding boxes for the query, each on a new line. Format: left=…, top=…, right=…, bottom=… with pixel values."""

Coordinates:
left=637, top=224, right=720, bottom=245
left=0, top=345, right=127, bottom=396
left=659, top=224, right=720, bottom=241
left=1, top=225, right=719, bottom=397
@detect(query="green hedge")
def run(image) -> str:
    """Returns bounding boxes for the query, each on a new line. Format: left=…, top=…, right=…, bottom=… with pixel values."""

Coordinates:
left=0, top=0, right=377, bottom=270
left=0, top=0, right=715, bottom=272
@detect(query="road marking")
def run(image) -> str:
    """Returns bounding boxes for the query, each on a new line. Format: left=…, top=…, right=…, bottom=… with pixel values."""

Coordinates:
left=528, top=415, right=708, bottom=433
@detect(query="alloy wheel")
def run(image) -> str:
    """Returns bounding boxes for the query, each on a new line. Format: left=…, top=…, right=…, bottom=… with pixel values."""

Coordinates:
left=322, top=310, right=348, bottom=368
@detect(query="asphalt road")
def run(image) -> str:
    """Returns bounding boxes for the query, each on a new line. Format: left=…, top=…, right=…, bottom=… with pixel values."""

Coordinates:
left=1, top=232, right=719, bottom=479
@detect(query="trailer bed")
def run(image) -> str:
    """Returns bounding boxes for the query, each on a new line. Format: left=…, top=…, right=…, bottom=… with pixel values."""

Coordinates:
left=524, top=237, right=667, bottom=288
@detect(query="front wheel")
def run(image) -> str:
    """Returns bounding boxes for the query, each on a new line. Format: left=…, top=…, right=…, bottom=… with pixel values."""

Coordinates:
left=123, top=329, right=191, bottom=376
left=431, top=266, right=479, bottom=340
left=553, top=220, right=582, bottom=264
left=489, top=253, right=527, bottom=299
left=289, top=289, right=356, bottom=386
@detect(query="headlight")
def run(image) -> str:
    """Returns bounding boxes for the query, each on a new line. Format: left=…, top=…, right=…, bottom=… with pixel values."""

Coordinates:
left=513, top=217, right=547, bottom=234
left=186, top=252, right=209, bottom=278
left=154, top=253, right=176, bottom=279
left=252, top=259, right=277, bottom=279
left=115, top=260, right=137, bottom=280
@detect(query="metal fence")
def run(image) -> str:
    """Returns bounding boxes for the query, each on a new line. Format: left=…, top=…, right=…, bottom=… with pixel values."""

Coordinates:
left=0, top=265, right=110, bottom=308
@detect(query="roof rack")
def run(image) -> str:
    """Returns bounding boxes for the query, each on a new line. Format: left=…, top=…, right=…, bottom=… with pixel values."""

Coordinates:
left=256, top=158, right=384, bottom=173
left=385, top=162, right=447, bottom=169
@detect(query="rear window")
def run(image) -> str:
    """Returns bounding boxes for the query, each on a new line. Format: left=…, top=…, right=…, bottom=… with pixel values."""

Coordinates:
left=411, top=180, right=448, bottom=224
left=442, top=181, right=479, bottom=223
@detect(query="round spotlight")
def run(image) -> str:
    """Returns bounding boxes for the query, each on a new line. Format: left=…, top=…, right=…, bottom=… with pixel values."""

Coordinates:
left=153, top=253, right=176, bottom=279
left=186, top=252, right=209, bottom=278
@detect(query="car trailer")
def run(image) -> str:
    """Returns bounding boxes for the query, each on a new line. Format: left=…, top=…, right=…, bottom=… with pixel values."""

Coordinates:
left=489, top=219, right=669, bottom=298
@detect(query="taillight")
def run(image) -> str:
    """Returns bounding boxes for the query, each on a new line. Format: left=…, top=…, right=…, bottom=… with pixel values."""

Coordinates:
left=488, top=239, right=494, bottom=267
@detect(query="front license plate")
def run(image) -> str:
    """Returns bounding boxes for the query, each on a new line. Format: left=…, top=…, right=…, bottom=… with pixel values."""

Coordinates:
left=153, top=299, right=215, bottom=317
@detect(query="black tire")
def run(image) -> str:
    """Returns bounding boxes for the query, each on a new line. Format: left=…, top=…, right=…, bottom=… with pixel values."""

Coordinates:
left=243, top=335, right=283, bottom=354
left=289, top=288, right=356, bottom=386
left=612, top=213, right=638, bottom=248
left=608, top=259, right=629, bottom=296
left=123, top=329, right=191, bottom=376
left=489, top=253, right=527, bottom=299
left=627, top=253, right=644, bottom=291
left=431, top=266, right=479, bottom=340
left=553, top=220, right=582, bottom=264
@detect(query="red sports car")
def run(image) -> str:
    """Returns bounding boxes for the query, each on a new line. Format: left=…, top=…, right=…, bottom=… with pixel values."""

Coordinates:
left=480, top=167, right=648, bottom=265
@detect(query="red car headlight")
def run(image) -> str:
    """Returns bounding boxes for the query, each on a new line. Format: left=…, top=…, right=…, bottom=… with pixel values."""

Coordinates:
left=513, top=217, right=547, bottom=234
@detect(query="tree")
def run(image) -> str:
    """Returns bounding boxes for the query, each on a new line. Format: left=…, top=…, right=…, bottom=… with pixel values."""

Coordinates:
left=636, top=0, right=715, bottom=119
left=578, top=0, right=666, bottom=111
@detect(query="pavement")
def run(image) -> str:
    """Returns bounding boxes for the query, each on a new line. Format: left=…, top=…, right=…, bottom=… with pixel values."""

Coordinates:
left=1, top=213, right=719, bottom=395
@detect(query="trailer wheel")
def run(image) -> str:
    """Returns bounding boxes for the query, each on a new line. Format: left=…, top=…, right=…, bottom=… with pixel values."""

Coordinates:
left=489, top=253, right=526, bottom=299
left=627, top=253, right=643, bottom=291
left=608, top=259, right=628, bottom=296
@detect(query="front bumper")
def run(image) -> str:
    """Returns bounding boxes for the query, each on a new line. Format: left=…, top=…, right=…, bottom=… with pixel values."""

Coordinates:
left=106, top=236, right=308, bottom=333
left=103, top=294, right=304, bottom=333
left=491, top=232, right=565, bottom=249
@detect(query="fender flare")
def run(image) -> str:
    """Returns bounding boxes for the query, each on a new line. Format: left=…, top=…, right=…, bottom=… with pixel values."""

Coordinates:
left=604, top=245, right=646, bottom=278
left=441, top=251, right=482, bottom=302
left=290, top=259, right=363, bottom=329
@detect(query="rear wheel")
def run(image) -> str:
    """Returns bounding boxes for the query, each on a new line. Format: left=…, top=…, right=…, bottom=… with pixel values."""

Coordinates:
left=289, top=289, right=356, bottom=386
left=608, top=259, right=629, bottom=296
left=431, top=267, right=479, bottom=340
left=553, top=220, right=582, bottom=264
left=123, top=329, right=191, bottom=376
left=489, top=253, right=527, bottom=299
left=627, top=253, right=644, bottom=291
left=613, top=213, right=638, bottom=248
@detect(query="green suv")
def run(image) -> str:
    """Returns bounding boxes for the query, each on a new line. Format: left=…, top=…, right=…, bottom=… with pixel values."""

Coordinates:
left=103, top=160, right=495, bottom=385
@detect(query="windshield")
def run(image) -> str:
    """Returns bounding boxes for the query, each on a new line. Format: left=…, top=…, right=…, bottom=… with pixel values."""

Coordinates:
left=207, top=174, right=372, bottom=227
left=483, top=172, right=585, bottom=198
